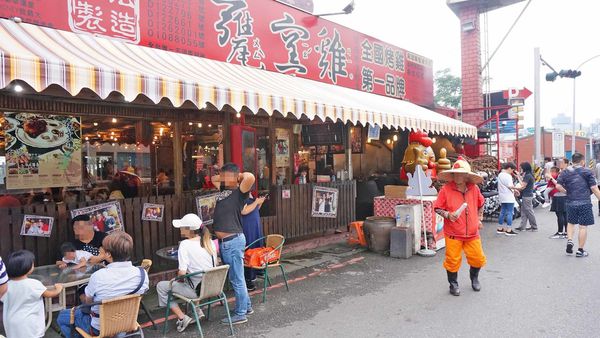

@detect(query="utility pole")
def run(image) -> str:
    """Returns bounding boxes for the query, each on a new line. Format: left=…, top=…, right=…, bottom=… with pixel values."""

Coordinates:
left=534, top=47, right=542, bottom=165
left=572, top=78, right=577, bottom=156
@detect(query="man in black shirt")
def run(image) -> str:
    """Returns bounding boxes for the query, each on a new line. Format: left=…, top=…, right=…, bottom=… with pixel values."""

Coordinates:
left=56, top=215, right=107, bottom=268
left=211, top=163, right=255, bottom=325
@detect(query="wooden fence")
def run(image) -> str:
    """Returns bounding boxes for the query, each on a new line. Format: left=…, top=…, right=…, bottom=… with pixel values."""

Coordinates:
left=0, top=181, right=356, bottom=268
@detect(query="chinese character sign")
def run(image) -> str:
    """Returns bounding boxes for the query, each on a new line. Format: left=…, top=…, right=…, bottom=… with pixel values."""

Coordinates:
left=1, top=0, right=433, bottom=106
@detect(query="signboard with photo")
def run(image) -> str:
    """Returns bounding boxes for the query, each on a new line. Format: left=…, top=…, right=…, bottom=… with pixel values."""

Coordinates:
left=3, top=112, right=82, bottom=190
left=142, top=203, right=164, bottom=222
left=196, top=193, right=218, bottom=226
left=20, top=215, right=54, bottom=237
left=275, top=128, right=290, bottom=167
left=71, top=201, right=124, bottom=233
left=367, top=124, right=381, bottom=140
left=311, top=186, right=338, bottom=218
left=351, top=127, right=363, bottom=153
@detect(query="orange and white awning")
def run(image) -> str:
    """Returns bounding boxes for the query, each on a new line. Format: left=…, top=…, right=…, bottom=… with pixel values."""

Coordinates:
left=0, top=19, right=476, bottom=137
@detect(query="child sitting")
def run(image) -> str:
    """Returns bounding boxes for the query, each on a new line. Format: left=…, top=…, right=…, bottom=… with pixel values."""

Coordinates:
left=57, top=242, right=93, bottom=269
left=1, top=250, right=63, bottom=338
left=542, top=167, right=560, bottom=208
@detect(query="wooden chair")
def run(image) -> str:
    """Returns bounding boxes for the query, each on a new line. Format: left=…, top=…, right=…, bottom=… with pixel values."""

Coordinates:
left=69, top=294, right=143, bottom=338
left=162, top=265, right=233, bottom=338
left=138, top=259, right=157, bottom=330
left=245, top=234, right=290, bottom=303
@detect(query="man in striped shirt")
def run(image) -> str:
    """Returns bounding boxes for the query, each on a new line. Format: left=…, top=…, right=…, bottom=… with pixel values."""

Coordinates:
left=0, top=256, right=8, bottom=299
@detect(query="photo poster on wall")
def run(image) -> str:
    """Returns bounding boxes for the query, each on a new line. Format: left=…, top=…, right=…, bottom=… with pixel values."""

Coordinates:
left=311, top=186, right=339, bottom=218
left=142, top=203, right=165, bottom=222
left=71, top=201, right=124, bottom=233
left=20, top=215, right=54, bottom=237
left=367, top=124, right=381, bottom=140
left=3, top=112, right=82, bottom=190
left=196, top=193, right=218, bottom=226
left=275, top=128, right=290, bottom=167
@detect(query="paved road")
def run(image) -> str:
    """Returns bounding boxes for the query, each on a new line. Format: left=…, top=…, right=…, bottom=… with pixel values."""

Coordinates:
left=166, top=203, right=600, bottom=338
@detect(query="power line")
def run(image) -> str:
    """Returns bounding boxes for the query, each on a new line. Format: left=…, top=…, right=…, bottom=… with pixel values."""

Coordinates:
left=481, top=0, right=533, bottom=73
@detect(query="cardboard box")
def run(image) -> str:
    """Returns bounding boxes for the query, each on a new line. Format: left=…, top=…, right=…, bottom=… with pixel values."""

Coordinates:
left=384, top=185, right=408, bottom=199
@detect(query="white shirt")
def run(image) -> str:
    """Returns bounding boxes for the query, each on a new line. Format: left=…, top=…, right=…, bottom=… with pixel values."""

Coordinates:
left=0, top=256, right=7, bottom=286
left=1, top=278, right=47, bottom=338
left=85, top=261, right=149, bottom=330
left=62, top=250, right=93, bottom=264
left=178, top=238, right=218, bottom=288
left=498, top=171, right=516, bottom=204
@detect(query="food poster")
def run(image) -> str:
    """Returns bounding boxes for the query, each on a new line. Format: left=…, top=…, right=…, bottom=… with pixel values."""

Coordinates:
left=3, top=112, right=82, bottom=189
left=275, top=128, right=290, bottom=167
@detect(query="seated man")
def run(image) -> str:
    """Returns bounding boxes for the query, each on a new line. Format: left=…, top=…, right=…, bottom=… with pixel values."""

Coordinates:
left=57, top=231, right=149, bottom=337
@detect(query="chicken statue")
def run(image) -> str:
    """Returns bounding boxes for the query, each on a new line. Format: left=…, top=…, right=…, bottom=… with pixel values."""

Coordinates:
left=400, top=131, right=437, bottom=181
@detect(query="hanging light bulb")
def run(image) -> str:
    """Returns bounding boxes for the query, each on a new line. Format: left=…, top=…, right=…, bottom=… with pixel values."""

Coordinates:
left=111, top=118, right=117, bottom=123
left=208, top=124, right=212, bottom=128
left=393, top=134, right=398, bottom=142
left=93, top=122, right=98, bottom=126
left=110, top=131, right=115, bottom=136
left=386, top=139, right=391, bottom=144
left=188, top=122, right=193, bottom=126
left=367, top=138, right=371, bottom=143
left=159, top=127, right=164, bottom=136
left=85, top=136, right=89, bottom=141
left=167, top=122, right=172, bottom=126
left=13, top=84, right=23, bottom=93
left=236, top=112, right=241, bottom=118
left=198, top=123, right=202, bottom=128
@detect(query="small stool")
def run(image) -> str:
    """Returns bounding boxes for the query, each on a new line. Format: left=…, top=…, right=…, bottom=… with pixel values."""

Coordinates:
left=348, top=221, right=367, bottom=247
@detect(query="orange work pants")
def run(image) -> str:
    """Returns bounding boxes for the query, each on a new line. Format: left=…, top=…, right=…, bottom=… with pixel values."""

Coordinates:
left=443, top=237, right=486, bottom=273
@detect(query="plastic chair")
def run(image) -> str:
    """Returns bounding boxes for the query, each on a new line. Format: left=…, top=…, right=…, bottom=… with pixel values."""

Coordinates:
left=245, top=234, right=289, bottom=303
left=69, top=294, right=144, bottom=338
left=138, top=259, right=157, bottom=330
left=348, top=221, right=367, bottom=247
left=162, top=265, right=233, bottom=338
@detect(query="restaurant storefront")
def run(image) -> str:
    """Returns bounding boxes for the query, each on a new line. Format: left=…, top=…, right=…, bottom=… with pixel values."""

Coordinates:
left=0, top=1, right=476, bottom=268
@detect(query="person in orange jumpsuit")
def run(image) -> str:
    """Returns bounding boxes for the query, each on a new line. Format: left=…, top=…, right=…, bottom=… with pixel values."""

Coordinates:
left=433, top=157, right=486, bottom=296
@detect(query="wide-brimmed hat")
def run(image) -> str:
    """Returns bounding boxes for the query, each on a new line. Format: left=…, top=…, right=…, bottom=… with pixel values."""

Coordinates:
left=172, top=213, right=203, bottom=230
left=437, top=157, right=483, bottom=184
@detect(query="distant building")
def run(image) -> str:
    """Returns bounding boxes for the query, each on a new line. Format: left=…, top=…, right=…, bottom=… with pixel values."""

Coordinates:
left=551, top=113, right=572, bottom=132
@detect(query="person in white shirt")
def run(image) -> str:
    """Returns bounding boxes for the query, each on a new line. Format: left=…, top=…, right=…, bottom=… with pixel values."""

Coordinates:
left=57, top=231, right=149, bottom=337
left=58, top=242, right=93, bottom=269
left=156, top=214, right=218, bottom=333
left=497, top=162, right=520, bottom=236
left=541, top=157, right=555, bottom=208
left=1, top=250, right=63, bottom=338
left=0, top=255, right=8, bottom=299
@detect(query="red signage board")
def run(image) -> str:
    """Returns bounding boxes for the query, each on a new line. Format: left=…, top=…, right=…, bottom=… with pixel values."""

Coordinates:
left=1, top=0, right=433, bottom=106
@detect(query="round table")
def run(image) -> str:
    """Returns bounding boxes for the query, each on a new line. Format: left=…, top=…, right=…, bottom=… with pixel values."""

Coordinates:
left=155, top=245, right=179, bottom=261
left=30, top=264, right=104, bottom=331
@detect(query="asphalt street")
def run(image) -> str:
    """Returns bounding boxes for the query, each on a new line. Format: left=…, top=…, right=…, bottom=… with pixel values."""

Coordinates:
left=44, top=202, right=600, bottom=338
left=154, top=202, right=600, bottom=338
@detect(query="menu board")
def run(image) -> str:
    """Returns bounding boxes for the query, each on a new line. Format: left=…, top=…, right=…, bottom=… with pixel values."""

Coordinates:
left=3, top=112, right=82, bottom=189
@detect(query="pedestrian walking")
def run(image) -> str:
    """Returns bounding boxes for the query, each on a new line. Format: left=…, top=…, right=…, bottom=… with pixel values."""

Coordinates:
left=555, top=152, right=600, bottom=257
left=211, top=163, right=255, bottom=324
left=434, top=157, right=486, bottom=296
left=549, top=159, right=569, bottom=239
left=595, top=160, right=600, bottom=216
left=497, top=162, right=519, bottom=236
left=515, top=162, right=538, bottom=232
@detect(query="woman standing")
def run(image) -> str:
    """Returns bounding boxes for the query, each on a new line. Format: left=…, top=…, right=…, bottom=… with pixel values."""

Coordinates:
left=433, top=158, right=486, bottom=296
left=242, top=196, right=266, bottom=291
left=497, top=162, right=519, bottom=236
left=156, top=214, right=217, bottom=333
left=515, top=162, right=538, bottom=232
left=550, top=158, right=569, bottom=238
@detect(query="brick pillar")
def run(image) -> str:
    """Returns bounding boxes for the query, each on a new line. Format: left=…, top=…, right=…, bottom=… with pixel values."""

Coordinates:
left=459, top=4, right=483, bottom=155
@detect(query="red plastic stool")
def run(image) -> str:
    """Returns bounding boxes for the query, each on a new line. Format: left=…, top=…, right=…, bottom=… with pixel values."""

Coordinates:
left=348, top=221, right=367, bottom=247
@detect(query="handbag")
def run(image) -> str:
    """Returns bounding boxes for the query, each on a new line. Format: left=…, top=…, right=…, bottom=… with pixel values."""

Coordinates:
left=244, top=247, right=280, bottom=268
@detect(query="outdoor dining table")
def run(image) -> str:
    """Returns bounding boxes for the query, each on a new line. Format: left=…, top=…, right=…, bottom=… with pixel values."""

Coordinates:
left=155, top=245, right=179, bottom=261
left=30, top=264, right=104, bottom=331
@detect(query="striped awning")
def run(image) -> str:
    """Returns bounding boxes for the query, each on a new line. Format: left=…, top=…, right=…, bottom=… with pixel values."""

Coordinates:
left=0, top=19, right=476, bottom=137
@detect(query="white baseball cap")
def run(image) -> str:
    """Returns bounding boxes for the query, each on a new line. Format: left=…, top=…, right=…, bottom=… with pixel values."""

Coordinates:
left=172, top=213, right=203, bottom=230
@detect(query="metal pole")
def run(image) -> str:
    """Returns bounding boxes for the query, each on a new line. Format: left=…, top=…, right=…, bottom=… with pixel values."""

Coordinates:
left=496, top=111, right=500, bottom=170
left=534, top=47, right=542, bottom=166
left=572, top=78, right=577, bottom=157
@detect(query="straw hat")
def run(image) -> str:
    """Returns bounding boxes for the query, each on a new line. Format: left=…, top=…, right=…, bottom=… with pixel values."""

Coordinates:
left=437, top=157, right=483, bottom=184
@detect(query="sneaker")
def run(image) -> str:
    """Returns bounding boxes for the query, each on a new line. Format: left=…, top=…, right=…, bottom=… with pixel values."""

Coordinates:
left=576, top=248, right=589, bottom=257
left=221, top=314, right=248, bottom=325
left=504, top=230, right=518, bottom=236
left=514, top=227, right=525, bottom=232
left=246, top=281, right=256, bottom=291
left=177, top=315, right=195, bottom=333
left=496, top=228, right=505, bottom=234
left=246, top=307, right=254, bottom=315
left=560, top=232, right=568, bottom=239
left=549, top=232, right=562, bottom=239
left=566, top=240, right=574, bottom=255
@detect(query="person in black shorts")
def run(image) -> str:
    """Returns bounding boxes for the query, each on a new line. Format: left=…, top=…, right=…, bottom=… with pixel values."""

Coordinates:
left=556, top=153, right=600, bottom=257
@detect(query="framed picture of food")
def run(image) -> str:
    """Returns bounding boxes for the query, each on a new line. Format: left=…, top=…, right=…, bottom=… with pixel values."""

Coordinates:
left=3, top=112, right=82, bottom=190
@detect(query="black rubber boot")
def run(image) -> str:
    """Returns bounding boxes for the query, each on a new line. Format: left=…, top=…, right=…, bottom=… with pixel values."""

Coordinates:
left=470, top=267, right=481, bottom=291
left=446, top=270, right=460, bottom=296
